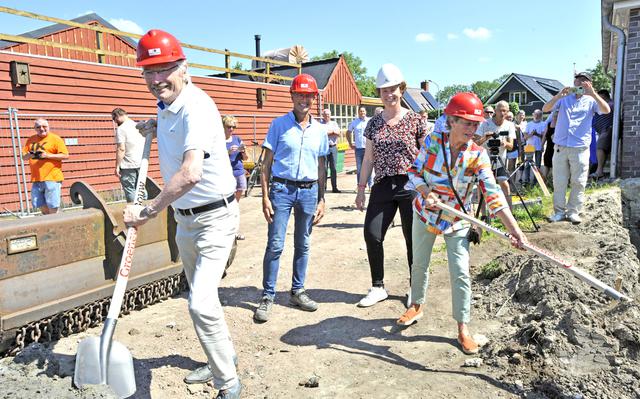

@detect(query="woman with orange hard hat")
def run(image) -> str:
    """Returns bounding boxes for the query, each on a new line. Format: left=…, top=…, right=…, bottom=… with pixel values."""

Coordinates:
left=397, top=92, right=527, bottom=355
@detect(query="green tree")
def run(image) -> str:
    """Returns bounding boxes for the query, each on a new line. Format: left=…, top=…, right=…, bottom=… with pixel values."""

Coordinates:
left=312, top=50, right=377, bottom=97
left=587, top=60, right=612, bottom=92
left=231, top=61, right=244, bottom=71
left=436, top=84, right=470, bottom=105
left=493, top=73, right=511, bottom=85
left=471, top=80, right=500, bottom=102
left=508, top=102, right=520, bottom=115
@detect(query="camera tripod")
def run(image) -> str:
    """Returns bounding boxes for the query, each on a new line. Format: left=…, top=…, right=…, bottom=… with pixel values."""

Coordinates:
left=508, top=152, right=550, bottom=197
left=488, top=151, right=539, bottom=231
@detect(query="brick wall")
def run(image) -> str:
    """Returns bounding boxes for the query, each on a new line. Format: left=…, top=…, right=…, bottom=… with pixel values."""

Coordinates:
left=621, top=9, right=640, bottom=178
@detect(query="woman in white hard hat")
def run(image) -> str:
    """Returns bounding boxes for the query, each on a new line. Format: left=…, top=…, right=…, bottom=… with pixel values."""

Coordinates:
left=355, top=63, right=426, bottom=308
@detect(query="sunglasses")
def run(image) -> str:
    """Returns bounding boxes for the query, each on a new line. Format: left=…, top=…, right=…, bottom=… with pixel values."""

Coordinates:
left=484, top=111, right=494, bottom=115
left=226, top=125, right=237, bottom=129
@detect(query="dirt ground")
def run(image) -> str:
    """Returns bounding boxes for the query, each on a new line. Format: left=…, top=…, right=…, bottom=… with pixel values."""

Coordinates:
left=1, top=174, right=638, bottom=399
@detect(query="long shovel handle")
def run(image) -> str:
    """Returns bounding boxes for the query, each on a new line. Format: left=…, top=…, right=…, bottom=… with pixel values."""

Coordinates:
left=106, top=132, right=153, bottom=320
left=434, top=202, right=632, bottom=302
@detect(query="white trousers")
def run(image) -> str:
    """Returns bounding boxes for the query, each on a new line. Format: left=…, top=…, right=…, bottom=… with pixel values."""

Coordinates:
left=552, top=145, right=589, bottom=217
left=174, top=200, right=239, bottom=390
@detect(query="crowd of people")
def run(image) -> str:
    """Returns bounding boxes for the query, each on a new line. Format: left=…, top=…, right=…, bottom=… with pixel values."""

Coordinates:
left=16, top=27, right=612, bottom=399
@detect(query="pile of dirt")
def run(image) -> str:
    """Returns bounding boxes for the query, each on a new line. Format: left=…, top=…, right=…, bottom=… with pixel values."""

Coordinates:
left=0, top=343, right=117, bottom=398
left=473, top=189, right=640, bottom=398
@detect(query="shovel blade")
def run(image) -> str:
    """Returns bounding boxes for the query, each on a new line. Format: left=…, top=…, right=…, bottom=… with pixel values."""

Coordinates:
left=74, top=336, right=136, bottom=398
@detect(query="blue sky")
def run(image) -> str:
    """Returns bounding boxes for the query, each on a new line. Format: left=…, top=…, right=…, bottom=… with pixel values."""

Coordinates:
left=1, top=1, right=603, bottom=92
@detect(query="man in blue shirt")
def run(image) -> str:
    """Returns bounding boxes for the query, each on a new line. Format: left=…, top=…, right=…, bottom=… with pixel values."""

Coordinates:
left=254, top=74, right=329, bottom=322
left=542, top=72, right=610, bottom=224
left=347, top=107, right=372, bottom=188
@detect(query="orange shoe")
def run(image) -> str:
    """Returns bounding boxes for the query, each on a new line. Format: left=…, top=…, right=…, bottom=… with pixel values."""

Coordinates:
left=396, top=305, right=423, bottom=326
left=457, top=333, right=479, bottom=355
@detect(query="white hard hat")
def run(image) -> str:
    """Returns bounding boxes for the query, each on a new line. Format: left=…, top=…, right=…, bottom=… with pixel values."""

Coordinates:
left=376, top=63, right=404, bottom=89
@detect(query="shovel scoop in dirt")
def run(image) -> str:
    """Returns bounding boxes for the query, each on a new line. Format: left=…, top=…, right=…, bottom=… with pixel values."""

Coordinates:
left=74, top=133, right=153, bottom=398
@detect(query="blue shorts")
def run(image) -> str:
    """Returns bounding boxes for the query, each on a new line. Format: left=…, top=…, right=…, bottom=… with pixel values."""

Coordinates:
left=32, top=181, right=62, bottom=209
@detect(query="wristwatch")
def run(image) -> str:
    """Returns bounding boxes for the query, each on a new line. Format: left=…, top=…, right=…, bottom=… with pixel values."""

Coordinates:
left=140, top=206, right=157, bottom=219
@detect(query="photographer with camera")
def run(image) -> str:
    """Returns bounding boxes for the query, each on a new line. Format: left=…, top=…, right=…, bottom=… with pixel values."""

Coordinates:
left=522, top=109, right=546, bottom=186
left=542, top=72, right=610, bottom=224
left=22, top=118, right=69, bottom=215
left=474, top=100, right=516, bottom=207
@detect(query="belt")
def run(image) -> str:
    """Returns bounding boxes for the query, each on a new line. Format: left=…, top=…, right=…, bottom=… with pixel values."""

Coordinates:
left=329, top=144, right=337, bottom=147
left=176, top=194, right=235, bottom=216
left=272, top=176, right=317, bottom=188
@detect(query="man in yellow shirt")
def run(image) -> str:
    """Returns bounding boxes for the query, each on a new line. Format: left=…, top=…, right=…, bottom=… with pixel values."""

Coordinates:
left=22, top=118, right=69, bottom=214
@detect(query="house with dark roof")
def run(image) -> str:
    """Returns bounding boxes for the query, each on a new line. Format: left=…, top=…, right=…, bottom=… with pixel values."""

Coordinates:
left=402, top=87, right=441, bottom=113
left=0, top=13, right=137, bottom=67
left=215, top=56, right=363, bottom=129
left=484, top=73, right=565, bottom=114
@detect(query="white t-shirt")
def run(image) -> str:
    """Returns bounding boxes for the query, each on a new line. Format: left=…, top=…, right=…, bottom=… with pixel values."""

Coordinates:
left=525, top=120, right=547, bottom=151
left=475, top=118, right=516, bottom=166
left=115, top=118, right=145, bottom=169
left=156, top=83, right=236, bottom=209
left=322, top=120, right=340, bottom=146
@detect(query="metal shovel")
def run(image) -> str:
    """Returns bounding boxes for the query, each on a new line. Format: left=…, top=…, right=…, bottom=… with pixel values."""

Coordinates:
left=74, top=132, right=153, bottom=398
left=435, top=201, right=632, bottom=302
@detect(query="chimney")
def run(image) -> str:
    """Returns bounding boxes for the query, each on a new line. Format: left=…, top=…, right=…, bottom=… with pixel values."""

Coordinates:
left=420, top=80, right=430, bottom=92
left=254, top=34, right=262, bottom=69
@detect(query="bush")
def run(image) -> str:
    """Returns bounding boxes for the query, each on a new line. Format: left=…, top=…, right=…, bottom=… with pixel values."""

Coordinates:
left=478, top=259, right=505, bottom=280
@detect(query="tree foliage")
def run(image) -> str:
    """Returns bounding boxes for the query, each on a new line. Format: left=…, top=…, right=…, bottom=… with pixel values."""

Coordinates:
left=508, top=102, right=520, bottom=115
left=435, top=84, right=470, bottom=105
left=312, top=50, right=377, bottom=97
left=471, top=80, right=500, bottom=102
left=587, top=60, right=612, bottom=92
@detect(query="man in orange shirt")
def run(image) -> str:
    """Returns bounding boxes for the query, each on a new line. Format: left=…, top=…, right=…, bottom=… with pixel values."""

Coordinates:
left=22, top=118, right=69, bottom=214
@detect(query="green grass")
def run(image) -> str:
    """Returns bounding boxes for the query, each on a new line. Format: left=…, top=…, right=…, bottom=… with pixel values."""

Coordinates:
left=478, top=259, right=505, bottom=280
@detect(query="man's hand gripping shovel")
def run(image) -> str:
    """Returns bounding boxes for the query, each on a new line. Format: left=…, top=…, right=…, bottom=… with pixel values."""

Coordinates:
left=74, top=132, right=153, bottom=398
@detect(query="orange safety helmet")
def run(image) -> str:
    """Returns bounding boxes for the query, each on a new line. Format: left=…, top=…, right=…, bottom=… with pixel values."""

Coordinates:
left=444, top=92, right=485, bottom=122
left=290, top=74, right=318, bottom=94
left=136, top=29, right=186, bottom=67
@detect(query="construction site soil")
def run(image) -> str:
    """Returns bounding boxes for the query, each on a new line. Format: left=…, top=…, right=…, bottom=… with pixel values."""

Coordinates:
left=1, top=176, right=638, bottom=399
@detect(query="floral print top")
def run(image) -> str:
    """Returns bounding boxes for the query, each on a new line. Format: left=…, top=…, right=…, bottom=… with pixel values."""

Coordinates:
left=364, top=111, right=425, bottom=183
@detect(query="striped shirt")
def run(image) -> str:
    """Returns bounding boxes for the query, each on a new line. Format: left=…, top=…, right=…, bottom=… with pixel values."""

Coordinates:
left=407, top=131, right=508, bottom=234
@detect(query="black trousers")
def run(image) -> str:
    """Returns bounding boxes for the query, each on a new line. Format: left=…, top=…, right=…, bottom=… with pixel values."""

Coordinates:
left=326, top=145, right=338, bottom=191
left=363, top=175, right=413, bottom=287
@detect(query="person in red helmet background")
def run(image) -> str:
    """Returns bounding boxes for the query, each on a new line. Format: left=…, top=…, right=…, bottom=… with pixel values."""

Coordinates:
left=397, top=93, right=527, bottom=355
left=253, top=73, right=329, bottom=323
left=123, top=30, right=242, bottom=399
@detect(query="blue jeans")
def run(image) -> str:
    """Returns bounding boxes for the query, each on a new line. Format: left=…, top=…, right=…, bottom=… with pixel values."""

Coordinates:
left=31, top=181, right=61, bottom=209
left=262, top=181, right=318, bottom=298
left=355, top=148, right=372, bottom=187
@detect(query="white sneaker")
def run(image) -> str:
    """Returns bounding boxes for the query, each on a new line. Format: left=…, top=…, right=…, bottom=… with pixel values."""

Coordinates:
left=548, top=212, right=565, bottom=222
left=567, top=214, right=582, bottom=224
left=358, top=287, right=388, bottom=307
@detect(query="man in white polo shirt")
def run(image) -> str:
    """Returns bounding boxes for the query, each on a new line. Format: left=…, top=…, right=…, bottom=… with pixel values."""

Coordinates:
left=123, top=29, right=241, bottom=399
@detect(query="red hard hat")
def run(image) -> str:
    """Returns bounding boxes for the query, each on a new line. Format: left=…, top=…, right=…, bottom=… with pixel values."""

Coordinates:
left=444, top=92, right=485, bottom=122
left=136, top=29, right=186, bottom=67
left=290, top=74, right=318, bottom=94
